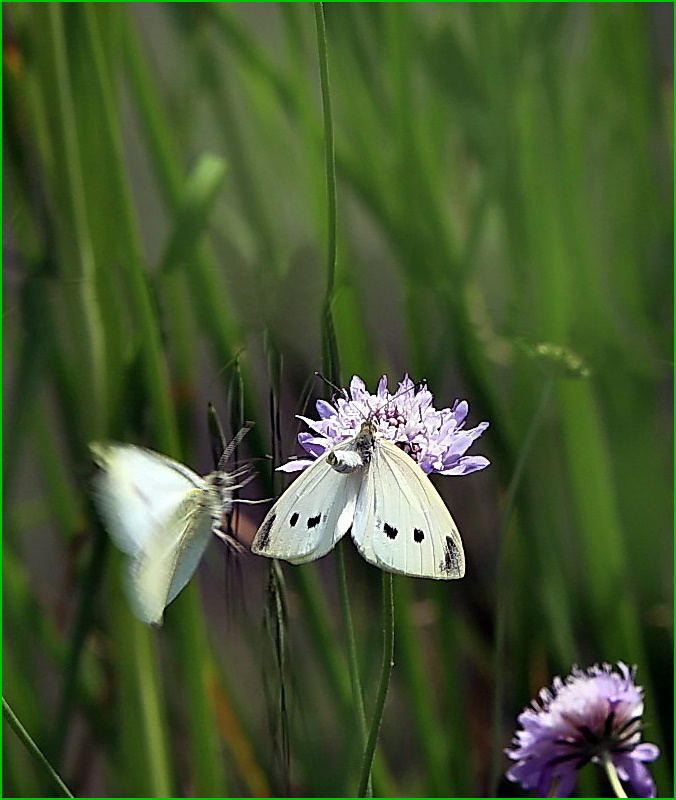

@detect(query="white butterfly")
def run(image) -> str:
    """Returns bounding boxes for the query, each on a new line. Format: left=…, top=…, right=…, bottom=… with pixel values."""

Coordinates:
left=251, top=421, right=464, bottom=579
left=90, top=440, right=245, bottom=625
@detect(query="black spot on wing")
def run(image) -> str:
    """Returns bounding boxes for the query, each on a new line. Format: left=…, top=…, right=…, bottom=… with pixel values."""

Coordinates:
left=256, top=513, right=275, bottom=550
left=413, top=527, right=424, bottom=543
left=307, top=513, right=322, bottom=529
left=289, top=512, right=299, bottom=527
left=440, top=535, right=461, bottom=574
left=384, top=522, right=398, bottom=540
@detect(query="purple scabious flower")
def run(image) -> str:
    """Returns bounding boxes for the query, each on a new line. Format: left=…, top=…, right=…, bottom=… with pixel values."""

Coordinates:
left=278, top=374, right=489, bottom=474
left=505, top=662, right=660, bottom=798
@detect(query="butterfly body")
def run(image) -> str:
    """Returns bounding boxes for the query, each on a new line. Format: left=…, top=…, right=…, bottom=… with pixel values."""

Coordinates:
left=90, top=443, right=238, bottom=625
left=252, top=422, right=465, bottom=579
left=327, top=422, right=375, bottom=472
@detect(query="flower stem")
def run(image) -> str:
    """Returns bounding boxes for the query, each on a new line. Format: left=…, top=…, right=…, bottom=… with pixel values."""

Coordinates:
left=602, top=754, right=629, bottom=798
left=358, top=571, right=395, bottom=798
left=314, top=5, right=366, bottom=787
left=3, top=696, right=74, bottom=798
left=335, top=543, right=370, bottom=794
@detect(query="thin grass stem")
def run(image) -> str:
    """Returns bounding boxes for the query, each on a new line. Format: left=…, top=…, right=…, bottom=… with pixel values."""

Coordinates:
left=3, top=697, right=74, bottom=798
left=489, top=377, right=556, bottom=791
left=314, top=1, right=340, bottom=385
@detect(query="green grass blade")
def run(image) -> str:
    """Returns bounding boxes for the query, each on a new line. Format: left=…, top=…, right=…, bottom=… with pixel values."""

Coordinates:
left=3, top=697, right=74, bottom=798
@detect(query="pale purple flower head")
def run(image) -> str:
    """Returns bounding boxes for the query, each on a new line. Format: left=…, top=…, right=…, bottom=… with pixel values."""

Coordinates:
left=505, top=662, right=660, bottom=798
left=278, top=374, right=490, bottom=475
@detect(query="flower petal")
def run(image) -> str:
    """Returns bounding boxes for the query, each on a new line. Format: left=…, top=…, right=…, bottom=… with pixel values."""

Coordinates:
left=315, top=399, right=337, bottom=419
left=297, top=434, right=330, bottom=458
left=276, top=459, right=314, bottom=473
left=439, top=455, right=491, bottom=475
left=632, top=743, right=660, bottom=762
left=349, top=375, right=367, bottom=400
left=551, top=769, right=577, bottom=798
left=451, top=399, right=469, bottom=425
left=613, top=754, right=657, bottom=798
left=296, top=415, right=330, bottom=435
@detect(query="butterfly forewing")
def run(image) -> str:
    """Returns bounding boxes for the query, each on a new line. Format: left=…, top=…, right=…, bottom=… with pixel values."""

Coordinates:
left=91, top=443, right=206, bottom=554
left=351, top=439, right=465, bottom=579
left=252, top=451, right=362, bottom=563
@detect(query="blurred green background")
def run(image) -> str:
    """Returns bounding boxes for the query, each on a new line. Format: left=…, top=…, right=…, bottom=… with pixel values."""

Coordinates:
left=3, top=3, right=672, bottom=798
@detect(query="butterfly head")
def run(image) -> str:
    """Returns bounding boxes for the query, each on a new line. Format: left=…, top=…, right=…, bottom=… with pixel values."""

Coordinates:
left=353, top=419, right=377, bottom=455
left=206, top=468, right=235, bottom=502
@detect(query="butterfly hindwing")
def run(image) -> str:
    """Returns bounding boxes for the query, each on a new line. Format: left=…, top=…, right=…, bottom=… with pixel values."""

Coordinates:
left=351, top=439, right=465, bottom=579
left=252, top=451, right=362, bottom=563
left=127, top=490, right=213, bottom=625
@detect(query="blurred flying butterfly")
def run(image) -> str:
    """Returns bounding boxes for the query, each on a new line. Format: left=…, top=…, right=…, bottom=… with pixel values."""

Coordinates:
left=90, top=432, right=248, bottom=625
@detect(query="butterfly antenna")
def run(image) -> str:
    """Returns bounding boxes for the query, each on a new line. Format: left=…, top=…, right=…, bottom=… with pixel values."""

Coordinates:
left=216, top=424, right=252, bottom=471
left=375, top=376, right=419, bottom=414
left=298, top=371, right=317, bottom=414
left=314, top=371, right=348, bottom=400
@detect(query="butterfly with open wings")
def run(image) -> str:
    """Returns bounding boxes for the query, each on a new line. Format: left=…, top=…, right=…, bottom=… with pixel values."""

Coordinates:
left=252, top=375, right=489, bottom=579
